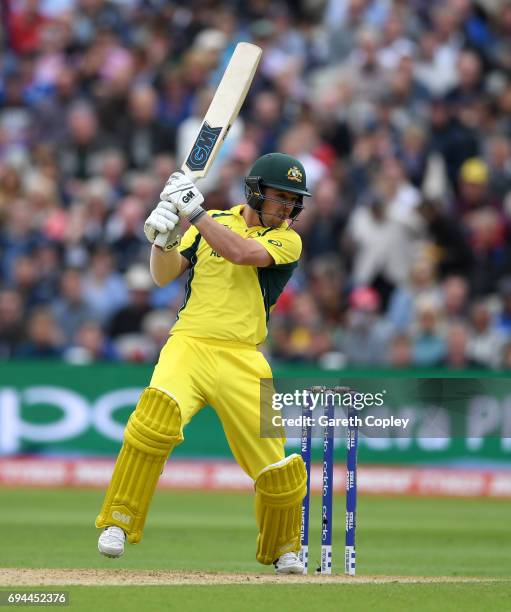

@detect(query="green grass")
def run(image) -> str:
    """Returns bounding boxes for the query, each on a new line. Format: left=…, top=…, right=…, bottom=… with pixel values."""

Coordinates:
left=2, top=584, right=509, bottom=612
left=0, top=489, right=510, bottom=610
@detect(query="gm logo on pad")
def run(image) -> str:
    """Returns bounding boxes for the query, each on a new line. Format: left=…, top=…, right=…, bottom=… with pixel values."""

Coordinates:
left=112, top=511, right=132, bottom=525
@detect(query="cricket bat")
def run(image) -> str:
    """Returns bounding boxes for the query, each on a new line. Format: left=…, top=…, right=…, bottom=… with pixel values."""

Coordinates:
left=155, top=42, right=262, bottom=247
left=181, top=42, right=262, bottom=179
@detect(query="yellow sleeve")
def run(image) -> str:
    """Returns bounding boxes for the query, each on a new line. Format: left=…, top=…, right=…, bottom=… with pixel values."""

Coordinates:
left=252, top=228, right=302, bottom=266
left=179, top=224, right=200, bottom=261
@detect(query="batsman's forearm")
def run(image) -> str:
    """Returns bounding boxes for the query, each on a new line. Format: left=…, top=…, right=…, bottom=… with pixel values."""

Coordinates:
left=150, top=245, right=183, bottom=286
left=194, top=214, right=268, bottom=265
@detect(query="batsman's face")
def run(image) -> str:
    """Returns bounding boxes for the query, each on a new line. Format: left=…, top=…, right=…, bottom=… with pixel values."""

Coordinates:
left=260, top=187, right=299, bottom=227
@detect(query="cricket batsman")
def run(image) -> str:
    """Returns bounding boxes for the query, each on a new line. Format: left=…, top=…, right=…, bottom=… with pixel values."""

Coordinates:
left=96, top=153, right=311, bottom=574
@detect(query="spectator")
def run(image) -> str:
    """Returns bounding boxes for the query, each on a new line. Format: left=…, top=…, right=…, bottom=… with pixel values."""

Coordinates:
left=0, top=71, right=34, bottom=165
left=51, top=268, right=97, bottom=345
left=0, top=200, right=42, bottom=283
left=33, top=66, right=78, bottom=146
left=442, top=322, right=478, bottom=369
left=0, top=164, right=23, bottom=223
left=467, top=300, right=505, bottom=369
left=339, top=287, right=391, bottom=366
left=250, top=91, right=287, bottom=155
left=308, top=256, right=345, bottom=328
left=379, top=156, right=422, bottom=225
left=446, top=50, right=484, bottom=110
left=92, top=149, right=126, bottom=200
left=411, top=296, right=446, bottom=367
left=10, top=254, right=48, bottom=310
left=0, top=289, right=25, bottom=359
left=116, top=85, right=176, bottom=170
left=414, top=30, right=457, bottom=96
left=301, top=178, right=347, bottom=261
left=60, top=102, right=107, bottom=181
left=499, top=340, right=511, bottom=370
left=106, top=196, right=146, bottom=272
left=345, top=189, right=419, bottom=307
left=387, top=333, right=413, bottom=368
left=386, top=256, right=442, bottom=331
left=453, top=157, right=500, bottom=220
left=71, top=178, right=113, bottom=247
left=429, top=5, right=464, bottom=77
left=8, top=0, right=48, bottom=55
left=64, top=320, right=118, bottom=364
left=16, top=306, right=63, bottom=359
left=30, top=241, right=62, bottom=302
left=270, top=292, right=332, bottom=363
left=108, top=264, right=154, bottom=338
left=427, top=97, right=479, bottom=188
left=399, top=124, right=429, bottom=188
left=487, top=135, right=511, bottom=200
left=158, top=66, right=195, bottom=129
left=466, top=209, right=510, bottom=296
left=496, top=278, right=511, bottom=336
left=441, top=275, right=469, bottom=322
left=491, top=3, right=511, bottom=74
left=417, top=199, right=475, bottom=278
left=141, top=309, right=175, bottom=360
left=340, top=27, right=387, bottom=114
left=385, top=54, right=431, bottom=123
left=82, top=247, right=128, bottom=323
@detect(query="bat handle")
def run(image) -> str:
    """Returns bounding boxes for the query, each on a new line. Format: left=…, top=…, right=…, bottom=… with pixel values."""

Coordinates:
left=164, top=168, right=188, bottom=185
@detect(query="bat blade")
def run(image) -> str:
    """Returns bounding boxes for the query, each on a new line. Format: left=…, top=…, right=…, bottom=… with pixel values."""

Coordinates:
left=181, top=42, right=262, bottom=179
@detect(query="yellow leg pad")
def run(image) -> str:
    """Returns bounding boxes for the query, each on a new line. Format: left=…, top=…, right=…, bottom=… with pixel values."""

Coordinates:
left=95, top=387, right=182, bottom=543
left=254, top=454, right=307, bottom=565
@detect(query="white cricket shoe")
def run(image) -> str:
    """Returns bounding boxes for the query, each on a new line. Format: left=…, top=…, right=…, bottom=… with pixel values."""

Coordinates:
left=274, top=552, right=304, bottom=574
left=98, top=526, right=125, bottom=558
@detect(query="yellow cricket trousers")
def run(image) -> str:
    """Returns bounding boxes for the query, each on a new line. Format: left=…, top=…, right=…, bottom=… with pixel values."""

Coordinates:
left=150, top=334, right=285, bottom=479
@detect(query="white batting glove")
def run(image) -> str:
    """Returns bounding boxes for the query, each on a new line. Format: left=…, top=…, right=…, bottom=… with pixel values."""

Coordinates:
left=160, top=172, right=205, bottom=223
left=144, top=200, right=181, bottom=250
left=154, top=222, right=183, bottom=251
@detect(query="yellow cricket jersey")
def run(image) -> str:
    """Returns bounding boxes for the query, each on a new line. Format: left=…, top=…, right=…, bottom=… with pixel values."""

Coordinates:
left=170, top=204, right=302, bottom=345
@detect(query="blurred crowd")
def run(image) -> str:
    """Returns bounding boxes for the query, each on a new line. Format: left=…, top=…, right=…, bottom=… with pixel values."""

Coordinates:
left=1, top=0, right=511, bottom=369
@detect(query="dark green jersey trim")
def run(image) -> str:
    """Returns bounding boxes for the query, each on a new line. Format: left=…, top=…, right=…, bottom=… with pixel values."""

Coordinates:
left=260, top=227, right=275, bottom=236
left=177, top=233, right=202, bottom=319
left=211, top=212, right=233, bottom=218
left=257, top=261, right=298, bottom=321
left=181, top=232, right=202, bottom=261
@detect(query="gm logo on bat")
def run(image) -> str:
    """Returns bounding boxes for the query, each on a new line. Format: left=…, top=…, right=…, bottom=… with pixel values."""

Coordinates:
left=186, top=122, right=223, bottom=171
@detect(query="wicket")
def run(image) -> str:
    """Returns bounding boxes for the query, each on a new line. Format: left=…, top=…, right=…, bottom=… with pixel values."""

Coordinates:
left=299, top=386, right=359, bottom=575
